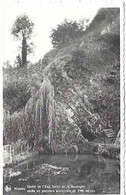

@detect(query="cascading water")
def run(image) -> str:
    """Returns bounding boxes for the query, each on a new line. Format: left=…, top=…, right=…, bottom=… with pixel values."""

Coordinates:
left=23, top=76, right=56, bottom=150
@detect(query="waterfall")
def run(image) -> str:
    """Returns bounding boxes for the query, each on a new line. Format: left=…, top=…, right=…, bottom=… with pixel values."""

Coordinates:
left=39, top=77, right=55, bottom=146
left=24, top=76, right=55, bottom=148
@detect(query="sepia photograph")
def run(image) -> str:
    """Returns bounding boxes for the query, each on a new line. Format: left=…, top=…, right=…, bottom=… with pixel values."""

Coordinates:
left=1, top=0, right=125, bottom=194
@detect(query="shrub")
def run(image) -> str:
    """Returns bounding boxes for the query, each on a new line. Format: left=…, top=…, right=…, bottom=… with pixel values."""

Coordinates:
left=50, top=19, right=88, bottom=48
left=64, top=49, right=88, bottom=79
left=3, top=81, right=31, bottom=113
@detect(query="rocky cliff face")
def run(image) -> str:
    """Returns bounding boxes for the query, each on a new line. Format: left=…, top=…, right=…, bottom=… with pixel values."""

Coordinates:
left=40, top=8, right=120, bottom=146
left=3, top=8, right=120, bottom=154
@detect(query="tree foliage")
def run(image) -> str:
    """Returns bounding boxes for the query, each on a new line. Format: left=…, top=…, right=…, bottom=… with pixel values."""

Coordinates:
left=50, top=19, right=89, bottom=48
left=11, top=15, right=34, bottom=68
left=11, top=15, right=34, bottom=40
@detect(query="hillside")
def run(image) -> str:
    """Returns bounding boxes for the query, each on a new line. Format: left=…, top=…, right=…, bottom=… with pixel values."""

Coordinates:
left=3, top=8, right=120, bottom=156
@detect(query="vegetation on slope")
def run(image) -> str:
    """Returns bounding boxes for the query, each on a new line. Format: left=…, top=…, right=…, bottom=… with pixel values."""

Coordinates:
left=3, top=8, right=120, bottom=157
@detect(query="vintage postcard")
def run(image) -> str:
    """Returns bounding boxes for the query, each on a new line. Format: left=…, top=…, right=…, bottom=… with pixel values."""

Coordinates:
left=0, top=0, right=125, bottom=194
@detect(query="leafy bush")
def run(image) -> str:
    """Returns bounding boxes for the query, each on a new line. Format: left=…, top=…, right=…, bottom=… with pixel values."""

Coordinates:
left=64, top=49, right=88, bottom=79
left=50, top=19, right=88, bottom=48
left=3, top=81, right=31, bottom=113
left=71, top=49, right=86, bottom=66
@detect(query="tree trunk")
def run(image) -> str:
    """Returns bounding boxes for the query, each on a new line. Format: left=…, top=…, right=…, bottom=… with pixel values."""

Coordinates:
left=21, top=36, right=27, bottom=67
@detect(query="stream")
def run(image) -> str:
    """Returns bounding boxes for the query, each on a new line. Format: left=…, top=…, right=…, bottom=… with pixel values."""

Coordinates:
left=3, top=154, right=120, bottom=194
